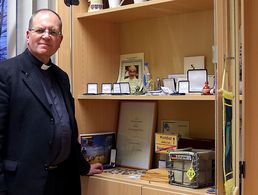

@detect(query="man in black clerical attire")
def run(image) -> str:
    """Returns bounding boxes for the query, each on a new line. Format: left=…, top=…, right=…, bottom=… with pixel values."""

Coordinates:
left=0, top=9, right=103, bottom=195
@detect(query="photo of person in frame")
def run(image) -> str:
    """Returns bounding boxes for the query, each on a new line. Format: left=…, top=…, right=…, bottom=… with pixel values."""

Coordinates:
left=124, top=65, right=139, bottom=80
left=124, top=64, right=141, bottom=94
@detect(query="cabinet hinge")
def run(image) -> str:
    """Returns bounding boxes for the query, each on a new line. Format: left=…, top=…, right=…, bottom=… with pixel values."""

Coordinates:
left=239, top=161, right=245, bottom=179
left=212, top=45, right=218, bottom=64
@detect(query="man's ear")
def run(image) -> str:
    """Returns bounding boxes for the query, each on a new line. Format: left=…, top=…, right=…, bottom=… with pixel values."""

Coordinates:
left=64, top=0, right=79, bottom=7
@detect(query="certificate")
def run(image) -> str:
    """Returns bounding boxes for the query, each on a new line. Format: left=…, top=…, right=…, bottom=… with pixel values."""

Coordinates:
left=116, top=101, right=156, bottom=169
left=101, top=83, right=112, bottom=94
left=87, top=83, right=98, bottom=94
left=112, top=83, right=121, bottom=94
left=120, top=82, right=130, bottom=94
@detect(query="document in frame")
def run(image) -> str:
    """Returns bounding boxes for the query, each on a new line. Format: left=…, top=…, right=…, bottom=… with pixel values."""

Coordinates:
left=116, top=101, right=156, bottom=169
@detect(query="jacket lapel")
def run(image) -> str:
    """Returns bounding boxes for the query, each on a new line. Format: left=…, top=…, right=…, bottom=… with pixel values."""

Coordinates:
left=21, top=68, right=53, bottom=116
left=17, top=50, right=53, bottom=116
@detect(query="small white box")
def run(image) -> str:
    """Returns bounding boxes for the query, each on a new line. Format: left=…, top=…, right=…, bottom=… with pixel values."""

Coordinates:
left=184, top=56, right=205, bottom=74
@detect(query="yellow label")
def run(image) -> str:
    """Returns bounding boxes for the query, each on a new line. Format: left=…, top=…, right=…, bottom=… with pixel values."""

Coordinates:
left=155, top=133, right=177, bottom=145
left=186, top=167, right=196, bottom=181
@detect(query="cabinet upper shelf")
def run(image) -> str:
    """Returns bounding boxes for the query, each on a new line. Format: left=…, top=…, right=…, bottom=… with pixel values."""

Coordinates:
left=78, top=94, right=215, bottom=101
left=76, top=0, right=214, bottom=23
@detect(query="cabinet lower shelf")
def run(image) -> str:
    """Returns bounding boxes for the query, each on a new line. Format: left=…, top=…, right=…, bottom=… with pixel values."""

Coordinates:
left=86, top=172, right=211, bottom=195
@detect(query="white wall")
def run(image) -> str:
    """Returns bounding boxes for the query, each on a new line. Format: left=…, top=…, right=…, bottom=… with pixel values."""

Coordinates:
left=7, top=0, right=56, bottom=58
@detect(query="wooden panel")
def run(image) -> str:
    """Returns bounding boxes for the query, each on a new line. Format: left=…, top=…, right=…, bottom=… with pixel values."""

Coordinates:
left=244, top=0, right=258, bottom=194
left=142, top=186, right=209, bottom=195
left=82, top=173, right=210, bottom=195
left=73, top=19, right=120, bottom=95
left=76, top=100, right=119, bottom=133
left=56, top=0, right=71, bottom=76
left=214, top=0, right=226, bottom=193
left=86, top=176, right=142, bottom=195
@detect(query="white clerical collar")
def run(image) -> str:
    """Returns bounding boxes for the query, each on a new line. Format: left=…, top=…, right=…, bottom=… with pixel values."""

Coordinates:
left=41, top=64, right=51, bottom=70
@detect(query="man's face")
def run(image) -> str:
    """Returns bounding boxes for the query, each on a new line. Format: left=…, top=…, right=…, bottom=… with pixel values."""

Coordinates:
left=26, top=11, right=63, bottom=63
left=128, top=66, right=137, bottom=78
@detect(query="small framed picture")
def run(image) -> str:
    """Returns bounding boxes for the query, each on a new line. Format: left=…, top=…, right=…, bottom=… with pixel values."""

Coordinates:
left=187, top=69, right=207, bottom=93
left=87, top=83, right=98, bottom=94
left=120, top=82, right=130, bottom=94
left=178, top=80, right=189, bottom=94
left=80, top=132, right=116, bottom=166
left=113, top=83, right=121, bottom=94
left=101, top=83, right=112, bottom=94
left=162, top=78, right=176, bottom=93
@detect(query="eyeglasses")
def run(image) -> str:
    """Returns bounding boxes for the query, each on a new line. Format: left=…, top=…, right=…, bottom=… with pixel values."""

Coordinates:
left=29, top=27, right=62, bottom=37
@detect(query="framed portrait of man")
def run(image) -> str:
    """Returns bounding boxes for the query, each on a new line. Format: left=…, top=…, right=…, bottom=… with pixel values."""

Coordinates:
left=117, top=53, right=144, bottom=94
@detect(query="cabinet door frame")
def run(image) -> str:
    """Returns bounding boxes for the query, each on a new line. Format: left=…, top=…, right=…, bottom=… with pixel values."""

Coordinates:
left=215, top=0, right=243, bottom=194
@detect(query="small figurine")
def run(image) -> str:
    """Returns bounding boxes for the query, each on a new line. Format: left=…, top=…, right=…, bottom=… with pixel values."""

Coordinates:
left=202, top=81, right=211, bottom=95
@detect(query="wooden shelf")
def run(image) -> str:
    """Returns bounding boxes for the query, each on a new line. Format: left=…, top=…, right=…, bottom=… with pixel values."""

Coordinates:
left=78, top=94, right=215, bottom=101
left=91, top=173, right=210, bottom=195
left=77, top=0, right=213, bottom=23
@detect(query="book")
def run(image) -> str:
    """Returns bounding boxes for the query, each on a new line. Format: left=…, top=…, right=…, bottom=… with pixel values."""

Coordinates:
left=80, top=132, right=116, bottom=166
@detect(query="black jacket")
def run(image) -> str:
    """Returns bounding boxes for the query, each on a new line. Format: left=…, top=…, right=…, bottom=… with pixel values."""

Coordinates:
left=0, top=50, right=90, bottom=195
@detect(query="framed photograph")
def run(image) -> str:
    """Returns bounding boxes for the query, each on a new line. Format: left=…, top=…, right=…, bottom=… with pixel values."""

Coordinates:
left=178, top=80, right=189, bottom=94
left=87, top=83, right=98, bottom=94
left=161, top=120, right=190, bottom=137
left=162, top=78, right=176, bottom=93
left=117, top=53, right=144, bottom=94
left=101, top=83, right=112, bottom=94
left=112, top=83, right=121, bottom=94
left=187, top=69, right=207, bottom=93
left=116, top=101, right=156, bottom=169
left=80, top=132, right=116, bottom=166
left=120, top=82, right=130, bottom=94
left=168, top=74, right=187, bottom=92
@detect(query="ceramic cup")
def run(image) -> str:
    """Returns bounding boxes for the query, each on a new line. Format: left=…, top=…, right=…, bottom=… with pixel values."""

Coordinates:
left=134, top=0, right=147, bottom=3
left=88, top=0, right=103, bottom=12
left=108, top=0, right=121, bottom=8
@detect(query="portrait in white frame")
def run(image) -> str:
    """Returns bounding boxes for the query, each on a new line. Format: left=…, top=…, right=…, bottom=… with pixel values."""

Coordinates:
left=117, top=53, right=144, bottom=94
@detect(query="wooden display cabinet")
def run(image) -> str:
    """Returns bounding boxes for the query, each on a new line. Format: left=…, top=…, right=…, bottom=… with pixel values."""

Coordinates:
left=73, top=0, right=215, bottom=134
left=56, top=0, right=250, bottom=194
left=73, top=1, right=215, bottom=194
left=69, top=0, right=215, bottom=194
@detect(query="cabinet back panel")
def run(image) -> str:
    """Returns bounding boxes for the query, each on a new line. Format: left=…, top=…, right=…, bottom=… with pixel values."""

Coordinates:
left=75, top=99, right=214, bottom=139
left=158, top=101, right=215, bottom=139
left=75, top=100, right=119, bottom=133
left=73, top=20, right=120, bottom=95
